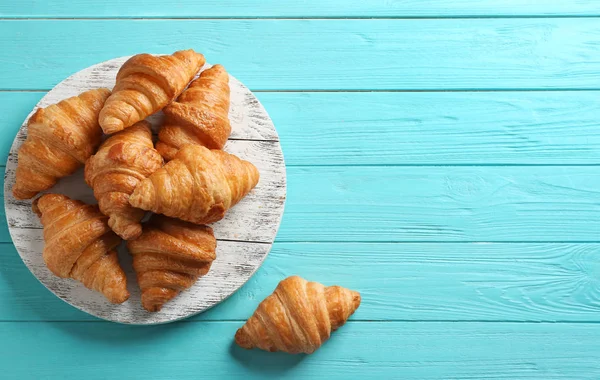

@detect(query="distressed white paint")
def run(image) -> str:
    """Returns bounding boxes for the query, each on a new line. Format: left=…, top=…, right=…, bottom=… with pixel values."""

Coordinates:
left=3, top=56, right=286, bottom=324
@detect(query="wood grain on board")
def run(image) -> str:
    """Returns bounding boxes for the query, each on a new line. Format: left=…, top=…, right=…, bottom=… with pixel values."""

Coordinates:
left=2, top=242, right=600, bottom=322
left=1, top=19, right=600, bottom=90
left=2, top=0, right=600, bottom=17
left=1, top=321, right=599, bottom=379
left=3, top=91, right=600, bottom=166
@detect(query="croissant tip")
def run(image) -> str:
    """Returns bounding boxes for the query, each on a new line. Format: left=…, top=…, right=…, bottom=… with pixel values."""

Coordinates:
left=155, top=141, right=177, bottom=162
left=118, top=293, right=131, bottom=304
left=143, top=303, right=163, bottom=312
left=100, top=116, right=125, bottom=135
left=174, top=49, right=205, bottom=65
left=128, top=186, right=143, bottom=205
left=112, top=222, right=142, bottom=241
left=351, top=291, right=362, bottom=311
left=206, top=64, right=226, bottom=73
left=234, top=328, right=253, bottom=349
left=97, top=87, right=112, bottom=98
left=123, top=230, right=143, bottom=241
left=107, top=289, right=130, bottom=304
left=31, top=197, right=41, bottom=216
left=13, top=187, right=33, bottom=201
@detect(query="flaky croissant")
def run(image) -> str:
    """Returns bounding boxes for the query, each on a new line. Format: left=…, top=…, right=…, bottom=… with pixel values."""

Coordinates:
left=84, top=120, right=163, bottom=240
left=127, top=215, right=216, bottom=312
left=99, top=49, right=206, bottom=134
left=235, top=276, right=361, bottom=354
left=33, top=194, right=129, bottom=304
left=129, top=144, right=259, bottom=225
left=157, top=64, right=231, bottom=160
left=12, top=88, right=111, bottom=200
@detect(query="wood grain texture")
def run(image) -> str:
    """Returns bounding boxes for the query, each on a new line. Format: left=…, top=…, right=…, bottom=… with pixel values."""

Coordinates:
left=2, top=166, right=600, bottom=243
left=275, top=166, right=600, bottom=242
left=2, top=19, right=600, bottom=90
left=262, top=91, right=600, bottom=165
left=0, top=93, right=43, bottom=164
left=5, top=91, right=600, bottom=165
left=3, top=57, right=286, bottom=324
left=1, top=321, right=599, bottom=379
left=2, top=1, right=600, bottom=17
left=2, top=242, right=600, bottom=322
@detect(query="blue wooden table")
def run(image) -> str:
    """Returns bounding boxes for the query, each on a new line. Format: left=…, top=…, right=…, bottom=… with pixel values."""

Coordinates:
left=2, top=1, right=600, bottom=378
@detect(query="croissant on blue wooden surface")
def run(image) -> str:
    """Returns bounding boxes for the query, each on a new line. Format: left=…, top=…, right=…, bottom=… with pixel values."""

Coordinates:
left=235, top=276, right=361, bottom=354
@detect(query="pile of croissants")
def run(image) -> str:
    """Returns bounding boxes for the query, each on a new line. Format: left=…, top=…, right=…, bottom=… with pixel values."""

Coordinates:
left=11, top=49, right=360, bottom=354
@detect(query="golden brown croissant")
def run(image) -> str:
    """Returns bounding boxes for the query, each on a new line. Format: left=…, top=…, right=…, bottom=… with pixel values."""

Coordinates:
left=32, top=194, right=129, bottom=304
left=129, top=144, right=259, bottom=225
left=12, top=88, right=111, bottom=200
left=235, top=276, right=361, bottom=354
left=127, top=215, right=216, bottom=312
left=99, top=49, right=206, bottom=134
left=84, top=121, right=163, bottom=240
left=157, top=64, right=231, bottom=160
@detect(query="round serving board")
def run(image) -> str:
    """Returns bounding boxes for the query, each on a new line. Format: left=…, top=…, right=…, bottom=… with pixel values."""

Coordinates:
left=4, top=56, right=286, bottom=324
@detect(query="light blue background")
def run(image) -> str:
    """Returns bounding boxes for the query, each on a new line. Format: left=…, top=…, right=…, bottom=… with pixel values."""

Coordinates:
left=1, top=1, right=600, bottom=378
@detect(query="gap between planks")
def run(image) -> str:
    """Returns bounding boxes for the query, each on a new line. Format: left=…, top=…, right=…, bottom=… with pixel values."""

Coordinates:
left=3, top=16, right=600, bottom=20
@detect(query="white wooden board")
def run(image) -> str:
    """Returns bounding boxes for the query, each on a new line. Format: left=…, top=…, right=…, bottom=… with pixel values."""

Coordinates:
left=3, top=56, right=286, bottom=325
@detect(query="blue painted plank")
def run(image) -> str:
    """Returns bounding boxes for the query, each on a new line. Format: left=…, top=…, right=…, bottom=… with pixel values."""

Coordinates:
left=2, top=242, right=600, bottom=322
left=0, top=93, right=43, bottom=164
left=2, top=0, right=600, bottom=18
left=0, top=0, right=600, bottom=18
left=1, top=321, right=599, bottom=379
left=2, top=166, right=600, bottom=243
left=263, top=91, right=600, bottom=165
left=1, top=19, right=600, bottom=90
left=276, top=166, right=600, bottom=242
left=3, top=91, right=600, bottom=166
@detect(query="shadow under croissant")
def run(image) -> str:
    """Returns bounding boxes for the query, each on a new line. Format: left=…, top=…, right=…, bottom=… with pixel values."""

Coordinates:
left=229, top=340, right=307, bottom=373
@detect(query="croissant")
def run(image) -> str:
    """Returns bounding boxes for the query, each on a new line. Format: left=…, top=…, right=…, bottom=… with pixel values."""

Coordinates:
left=157, top=64, right=231, bottom=160
left=99, top=49, right=206, bottom=134
left=32, top=194, right=129, bottom=304
left=129, top=144, right=259, bottom=225
left=12, top=88, right=111, bottom=200
left=127, top=215, right=216, bottom=312
left=235, top=276, right=361, bottom=354
left=84, top=121, right=163, bottom=240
